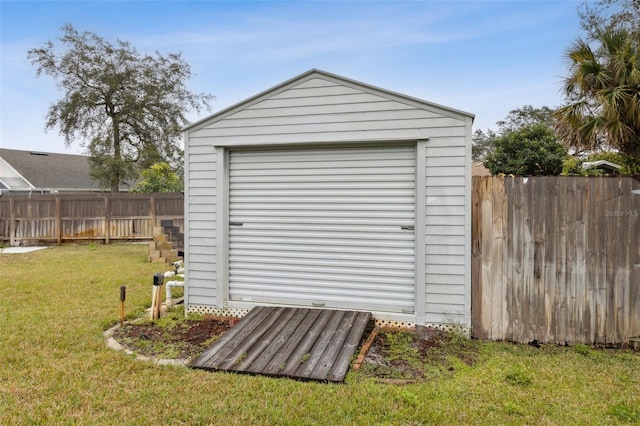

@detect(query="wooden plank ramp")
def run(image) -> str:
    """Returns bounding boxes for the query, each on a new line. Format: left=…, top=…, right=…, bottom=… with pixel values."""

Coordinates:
left=190, top=306, right=372, bottom=382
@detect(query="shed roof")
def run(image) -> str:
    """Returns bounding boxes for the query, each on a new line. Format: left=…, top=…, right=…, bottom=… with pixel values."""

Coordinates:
left=0, top=148, right=102, bottom=191
left=185, top=69, right=474, bottom=132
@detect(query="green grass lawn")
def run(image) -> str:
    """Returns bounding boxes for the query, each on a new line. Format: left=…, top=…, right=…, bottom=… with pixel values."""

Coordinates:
left=1, top=244, right=638, bottom=425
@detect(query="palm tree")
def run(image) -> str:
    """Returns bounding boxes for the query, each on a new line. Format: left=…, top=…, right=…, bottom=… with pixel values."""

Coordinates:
left=555, top=28, right=640, bottom=168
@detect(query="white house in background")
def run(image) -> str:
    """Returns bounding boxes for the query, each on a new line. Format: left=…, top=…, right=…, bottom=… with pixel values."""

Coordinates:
left=582, top=160, right=622, bottom=173
left=182, top=69, right=474, bottom=329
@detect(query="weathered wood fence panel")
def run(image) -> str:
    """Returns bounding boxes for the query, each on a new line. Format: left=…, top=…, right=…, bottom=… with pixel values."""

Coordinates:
left=472, top=176, right=640, bottom=345
left=0, top=193, right=184, bottom=246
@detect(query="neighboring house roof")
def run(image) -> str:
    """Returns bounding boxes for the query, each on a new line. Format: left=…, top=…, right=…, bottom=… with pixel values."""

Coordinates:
left=582, top=160, right=622, bottom=173
left=184, top=68, right=475, bottom=132
left=0, top=148, right=102, bottom=192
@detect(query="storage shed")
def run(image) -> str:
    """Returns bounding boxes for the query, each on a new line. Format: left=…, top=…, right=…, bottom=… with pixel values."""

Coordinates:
left=183, top=69, right=474, bottom=329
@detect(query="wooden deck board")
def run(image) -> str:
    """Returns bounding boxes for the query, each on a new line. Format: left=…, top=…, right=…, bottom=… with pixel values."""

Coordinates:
left=262, top=308, right=322, bottom=375
left=236, top=307, right=298, bottom=371
left=190, top=306, right=264, bottom=367
left=190, top=307, right=372, bottom=382
left=198, top=306, right=275, bottom=369
left=246, top=308, right=313, bottom=374
left=309, top=311, right=362, bottom=380
left=281, top=309, right=334, bottom=377
left=216, top=307, right=288, bottom=370
left=327, top=311, right=372, bottom=382
left=294, top=309, right=345, bottom=378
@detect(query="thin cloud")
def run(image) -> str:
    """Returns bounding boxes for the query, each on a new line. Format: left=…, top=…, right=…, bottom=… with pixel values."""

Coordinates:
left=131, top=1, right=576, bottom=66
left=0, top=0, right=582, bottom=154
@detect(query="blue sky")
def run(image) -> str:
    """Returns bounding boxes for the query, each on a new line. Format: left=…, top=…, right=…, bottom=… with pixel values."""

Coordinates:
left=1, top=0, right=584, bottom=155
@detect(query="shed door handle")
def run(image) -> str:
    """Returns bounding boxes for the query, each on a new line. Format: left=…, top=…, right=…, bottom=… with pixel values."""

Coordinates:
left=401, top=225, right=415, bottom=231
left=229, top=222, right=243, bottom=227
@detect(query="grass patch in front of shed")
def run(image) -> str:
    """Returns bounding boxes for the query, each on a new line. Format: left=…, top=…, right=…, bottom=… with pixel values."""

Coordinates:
left=1, top=244, right=639, bottom=425
left=359, top=327, right=479, bottom=382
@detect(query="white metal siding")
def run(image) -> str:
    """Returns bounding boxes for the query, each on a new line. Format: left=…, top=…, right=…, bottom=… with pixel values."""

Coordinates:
left=185, top=143, right=218, bottom=306
left=228, top=145, right=416, bottom=313
left=424, top=136, right=469, bottom=325
left=185, top=70, right=472, bottom=327
left=189, top=78, right=467, bottom=147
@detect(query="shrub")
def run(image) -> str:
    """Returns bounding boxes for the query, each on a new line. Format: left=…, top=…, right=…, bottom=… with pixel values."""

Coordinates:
left=485, top=124, right=566, bottom=176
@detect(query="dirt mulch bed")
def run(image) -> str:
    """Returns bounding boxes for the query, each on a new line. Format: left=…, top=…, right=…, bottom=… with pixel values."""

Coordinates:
left=359, top=327, right=480, bottom=381
left=112, top=316, right=479, bottom=382
left=112, top=317, right=231, bottom=360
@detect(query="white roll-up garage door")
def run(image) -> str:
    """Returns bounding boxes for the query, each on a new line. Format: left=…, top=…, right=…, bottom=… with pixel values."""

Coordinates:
left=228, top=145, right=416, bottom=313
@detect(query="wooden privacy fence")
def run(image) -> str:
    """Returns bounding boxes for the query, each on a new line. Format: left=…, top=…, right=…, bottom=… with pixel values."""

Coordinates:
left=472, top=176, right=640, bottom=345
left=0, top=193, right=184, bottom=246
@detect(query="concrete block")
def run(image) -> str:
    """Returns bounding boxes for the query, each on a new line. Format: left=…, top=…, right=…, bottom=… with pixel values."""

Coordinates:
left=153, top=234, right=167, bottom=243
left=160, top=249, right=178, bottom=257
left=166, top=254, right=183, bottom=263
left=155, top=241, right=173, bottom=250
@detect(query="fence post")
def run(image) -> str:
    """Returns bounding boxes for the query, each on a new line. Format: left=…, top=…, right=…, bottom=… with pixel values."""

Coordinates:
left=471, top=176, right=482, bottom=338
left=150, top=194, right=157, bottom=227
left=9, top=197, right=15, bottom=247
left=104, top=195, right=110, bottom=245
left=56, top=196, right=62, bottom=246
left=634, top=189, right=640, bottom=272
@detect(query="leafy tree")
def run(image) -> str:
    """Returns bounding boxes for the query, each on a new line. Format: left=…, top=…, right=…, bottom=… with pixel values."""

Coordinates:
left=579, top=0, right=640, bottom=38
left=472, top=129, right=497, bottom=161
left=472, top=105, right=556, bottom=161
left=484, top=124, right=567, bottom=176
left=554, top=28, right=640, bottom=167
left=496, top=105, right=557, bottom=134
left=28, top=24, right=213, bottom=192
left=130, top=162, right=183, bottom=193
